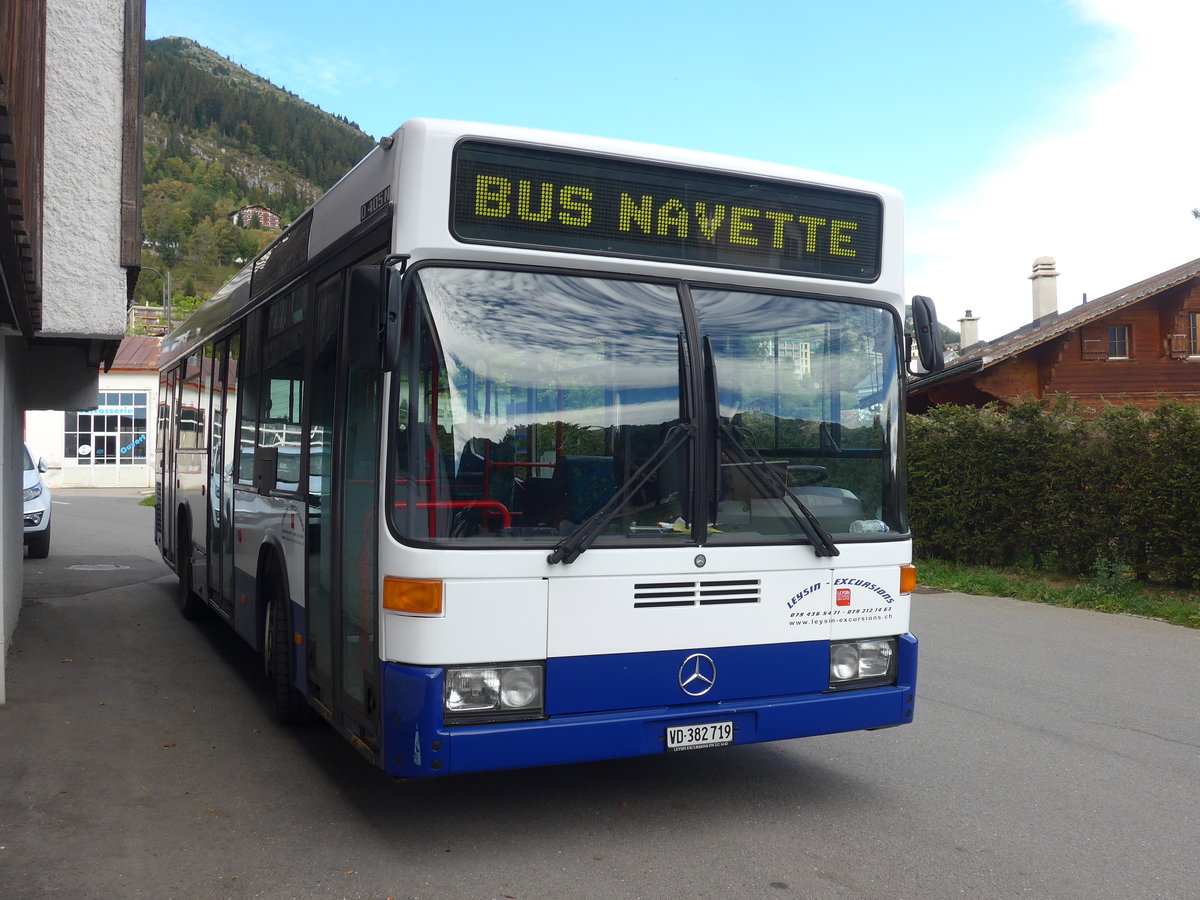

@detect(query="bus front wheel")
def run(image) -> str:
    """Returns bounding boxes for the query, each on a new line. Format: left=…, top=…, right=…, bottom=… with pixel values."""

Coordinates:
left=263, top=574, right=309, bottom=725
left=175, top=516, right=206, bottom=620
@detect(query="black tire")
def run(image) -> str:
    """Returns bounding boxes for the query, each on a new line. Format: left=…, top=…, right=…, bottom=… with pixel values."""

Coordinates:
left=264, top=573, right=309, bottom=725
left=26, top=526, right=50, bottom=559
left=175, top=519, right=206, bottom=620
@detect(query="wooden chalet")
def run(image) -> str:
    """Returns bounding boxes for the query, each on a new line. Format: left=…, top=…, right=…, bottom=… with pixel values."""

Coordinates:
left=909, top=257, right=1200, bottom=413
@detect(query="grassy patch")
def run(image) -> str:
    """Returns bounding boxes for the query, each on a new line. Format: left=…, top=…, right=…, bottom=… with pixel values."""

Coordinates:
left=915, top=557, right=1200, bottom=629
left=138, top=495, right=156, bottom=507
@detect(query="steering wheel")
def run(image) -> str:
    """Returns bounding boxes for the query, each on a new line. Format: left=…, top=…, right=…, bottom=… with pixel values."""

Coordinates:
left=787, top=465, right=828, bottom=487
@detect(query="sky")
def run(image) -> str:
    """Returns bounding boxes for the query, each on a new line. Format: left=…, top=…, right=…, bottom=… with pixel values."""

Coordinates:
left=147, top=0, right=1200, bottom=341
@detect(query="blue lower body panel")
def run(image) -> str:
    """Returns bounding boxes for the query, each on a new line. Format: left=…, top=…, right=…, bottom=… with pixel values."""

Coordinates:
left=380, top=634, right=916, bottom=778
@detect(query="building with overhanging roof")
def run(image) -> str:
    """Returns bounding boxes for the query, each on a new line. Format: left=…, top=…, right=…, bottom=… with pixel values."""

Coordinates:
left=909, top=257, right=1200, bottom=413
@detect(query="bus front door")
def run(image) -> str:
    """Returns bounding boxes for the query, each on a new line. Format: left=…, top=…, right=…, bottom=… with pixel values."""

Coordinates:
left=306, top=269, right=381, bottom=752
left=206, top=336, right=236, bottom=617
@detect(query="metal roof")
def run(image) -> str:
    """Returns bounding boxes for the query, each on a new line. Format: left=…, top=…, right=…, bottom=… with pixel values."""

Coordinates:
left=109, top=336, right=161, bottom=371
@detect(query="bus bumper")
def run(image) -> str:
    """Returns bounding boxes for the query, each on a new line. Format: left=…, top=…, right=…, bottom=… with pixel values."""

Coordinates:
left=380, top=633, right=916, bottom=778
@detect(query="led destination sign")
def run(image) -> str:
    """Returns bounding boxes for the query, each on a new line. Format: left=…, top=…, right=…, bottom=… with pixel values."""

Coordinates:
left=451, top=141, right=882, bottom=280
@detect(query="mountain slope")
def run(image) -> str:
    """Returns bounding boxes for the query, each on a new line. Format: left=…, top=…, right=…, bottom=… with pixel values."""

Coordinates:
left=136, top=37, right=379, bottom=310
left=144, top=37, right=376, bottom=193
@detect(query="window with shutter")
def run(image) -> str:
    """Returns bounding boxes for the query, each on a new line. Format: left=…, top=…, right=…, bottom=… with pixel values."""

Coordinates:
left=1080, top=325, right=1107, bottom=360
left=1167, top=312, right=1191, bottom=359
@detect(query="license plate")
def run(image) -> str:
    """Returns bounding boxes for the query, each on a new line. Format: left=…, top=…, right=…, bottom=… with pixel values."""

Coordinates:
left=665, top=721, right=734, bottom=752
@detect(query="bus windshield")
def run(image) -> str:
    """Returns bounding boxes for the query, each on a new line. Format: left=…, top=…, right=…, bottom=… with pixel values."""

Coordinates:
left=389, top=267, right=902, bottom=547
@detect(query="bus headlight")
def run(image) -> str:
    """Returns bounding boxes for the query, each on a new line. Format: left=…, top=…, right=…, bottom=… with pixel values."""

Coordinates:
left=444, top=663, right=544, bottom=723
left=828, top=638, right=896, bottom=690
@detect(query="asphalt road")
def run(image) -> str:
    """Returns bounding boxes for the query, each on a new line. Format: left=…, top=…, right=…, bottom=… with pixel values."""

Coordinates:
left=2, top=491, right=1198, bottom=899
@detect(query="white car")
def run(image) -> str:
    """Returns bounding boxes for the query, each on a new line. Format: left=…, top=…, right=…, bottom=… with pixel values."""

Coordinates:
left=23, top=444, right=51, bottom=558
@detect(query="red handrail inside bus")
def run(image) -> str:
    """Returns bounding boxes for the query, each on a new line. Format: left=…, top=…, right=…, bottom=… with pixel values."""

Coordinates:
left=393, top=499, right=512, bottom=529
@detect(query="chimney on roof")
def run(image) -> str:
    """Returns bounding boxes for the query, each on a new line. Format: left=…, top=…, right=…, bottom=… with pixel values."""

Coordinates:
left=1030, top=256, right=1059, bottom=322
left=958, top=309, right=980, bottom=349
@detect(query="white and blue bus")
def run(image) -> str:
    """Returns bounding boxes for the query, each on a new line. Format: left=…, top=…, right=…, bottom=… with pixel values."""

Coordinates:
left=156, top=119, right=943, bottom=777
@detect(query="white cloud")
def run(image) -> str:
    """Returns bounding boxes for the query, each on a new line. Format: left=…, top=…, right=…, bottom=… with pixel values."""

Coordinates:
left=906, top=0, right=1200, bottom=340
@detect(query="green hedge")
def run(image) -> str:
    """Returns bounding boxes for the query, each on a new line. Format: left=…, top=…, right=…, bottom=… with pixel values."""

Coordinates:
left=907, top=399, right=1200, bottom=587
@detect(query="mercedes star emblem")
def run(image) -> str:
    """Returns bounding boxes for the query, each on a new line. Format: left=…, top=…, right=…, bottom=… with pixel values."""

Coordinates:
left=678, top=653, right=717, bottom=696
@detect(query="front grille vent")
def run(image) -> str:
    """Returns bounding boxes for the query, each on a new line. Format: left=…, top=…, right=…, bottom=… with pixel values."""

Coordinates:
left=633, top=579, right=761, bottom=609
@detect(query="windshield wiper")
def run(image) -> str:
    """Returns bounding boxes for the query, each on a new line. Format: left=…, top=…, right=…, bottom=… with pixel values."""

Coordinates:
left=547, top=422, right=695, bottom=565
left=718, top=422, right=840, bottom=557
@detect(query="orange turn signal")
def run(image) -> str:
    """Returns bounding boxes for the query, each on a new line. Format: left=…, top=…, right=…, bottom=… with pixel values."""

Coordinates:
left=899, top=564, right=917, bottom=595
left=383, top=577, right=443, bottom=615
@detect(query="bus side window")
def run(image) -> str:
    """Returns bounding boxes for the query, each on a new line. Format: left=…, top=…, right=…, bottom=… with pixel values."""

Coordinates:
left=258, top=290, right=307, bottom=493
left=236, top=311, right=263, bottom=483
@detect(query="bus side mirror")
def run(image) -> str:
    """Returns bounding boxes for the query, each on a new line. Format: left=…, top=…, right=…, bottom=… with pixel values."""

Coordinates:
left=347, top=260, right=405, bottom=371
left=383, top=271, right=402, bottom=369
left=347, top=266, right=384, bottom=371
left=910, top=295, right=945, bottom=373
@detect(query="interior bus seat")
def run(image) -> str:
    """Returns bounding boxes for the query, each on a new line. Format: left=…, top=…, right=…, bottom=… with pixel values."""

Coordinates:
left=452, top=443, right=485, bottom=500
left=482, top=441, right=516, bottom=510
left=551, top=455, right=617, bottom=524
left=451, top=440, right=515, bottom=534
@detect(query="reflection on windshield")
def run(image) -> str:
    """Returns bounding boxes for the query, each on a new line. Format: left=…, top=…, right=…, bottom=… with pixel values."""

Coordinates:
left=388, top=268, right=902, bottom=548
left=694, top=289, right=902, bottom=543
left=392, top=269, right=690, bottom=543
